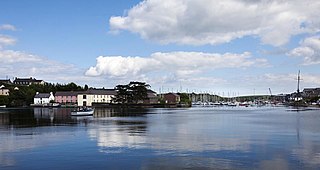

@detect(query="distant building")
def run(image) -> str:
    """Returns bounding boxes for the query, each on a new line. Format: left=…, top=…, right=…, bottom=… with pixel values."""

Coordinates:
left=13, top=77, right=46, bottom=86
left=143, top=90, right=159, bottom=104
left=34, top=92, right=55, bottom=104
left=55, top=91, right=78, bottom=105
left=163, top=93, right=180, bottom=104
left=289, top=92, right=303, bottom=101
left=0, top=85, right=9, bottom=96
left=0, top=79, right=12, bottom=85
left=188, top=93, right=217, bottom=102
left=77, top=89, right=117, bottom=106
left=303, top=88, right=320, bottom=98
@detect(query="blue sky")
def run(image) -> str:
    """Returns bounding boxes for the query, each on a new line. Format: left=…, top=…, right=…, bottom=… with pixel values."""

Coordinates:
left=0, top=0, right=320, bottom=96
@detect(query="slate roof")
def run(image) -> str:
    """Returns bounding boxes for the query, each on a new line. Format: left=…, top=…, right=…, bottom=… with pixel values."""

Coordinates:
left=34, top=93, right=50, bottom=98
left=165, top=93, right=180, bottom=97
left=55, top=91, right=79, bottom=96
left=0, top=79, right=12, bottom=84
left=13, top=77, right=44, bottom=83
left=78, top=89, right=117, bottom=95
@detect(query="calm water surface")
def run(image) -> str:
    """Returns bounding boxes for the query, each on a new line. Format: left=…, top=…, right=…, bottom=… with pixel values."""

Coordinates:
left=1, top=107, right=320, bottom=169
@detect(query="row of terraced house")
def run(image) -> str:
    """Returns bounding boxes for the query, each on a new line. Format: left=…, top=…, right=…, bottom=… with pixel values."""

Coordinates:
left=1, top=77, right=182, bottom=106
left=35, top=89, right=180, bottom=107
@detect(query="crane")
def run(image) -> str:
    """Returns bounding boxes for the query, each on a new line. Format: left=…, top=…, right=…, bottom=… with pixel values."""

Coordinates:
left=269, top=88, right=274, bottom=104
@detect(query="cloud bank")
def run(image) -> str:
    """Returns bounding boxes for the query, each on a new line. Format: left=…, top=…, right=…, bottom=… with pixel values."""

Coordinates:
left=85, top=51, right=268, bottom=79
left=110, top=0, right=320, bottom=46
left=85, top=51, right=271, bottom=92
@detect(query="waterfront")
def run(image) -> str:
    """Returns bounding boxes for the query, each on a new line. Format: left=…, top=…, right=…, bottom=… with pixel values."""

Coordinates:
left=1, top=107, right=320, bottom=169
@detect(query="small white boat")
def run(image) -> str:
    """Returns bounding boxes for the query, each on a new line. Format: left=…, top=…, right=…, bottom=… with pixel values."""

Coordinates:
left=71, top=108, right=94, bottom=116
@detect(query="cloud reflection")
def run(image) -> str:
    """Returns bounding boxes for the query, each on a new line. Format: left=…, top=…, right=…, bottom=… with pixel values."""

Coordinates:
left=0, top=129, right=75, bottom=167
left=88, top=116, right=251, bottom=154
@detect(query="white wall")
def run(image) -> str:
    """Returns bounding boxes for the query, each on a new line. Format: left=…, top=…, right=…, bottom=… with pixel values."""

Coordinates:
left=34, top=98, right=50, bottom=104
left=33, top=92, right=54, bottom=104
left=77, top=94, right=114, bottom=106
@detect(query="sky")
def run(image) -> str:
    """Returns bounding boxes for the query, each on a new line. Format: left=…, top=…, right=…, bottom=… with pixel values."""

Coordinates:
left=0, top=0, right=320, bottom=96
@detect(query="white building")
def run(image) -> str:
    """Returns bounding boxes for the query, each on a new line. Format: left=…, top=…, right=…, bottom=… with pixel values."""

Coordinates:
left=34, top=92, right=55, bottom=104
left=77, top=89, right=116, bottom=106
left=0, top=85, right=9, bottom=96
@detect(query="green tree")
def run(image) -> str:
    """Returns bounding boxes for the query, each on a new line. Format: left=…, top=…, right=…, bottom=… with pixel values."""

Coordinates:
left=129, top=81, right=150, bottom=104
left=112, top=82, right=150, bottom=104
left=179, top=93, right=191, bottom=105
left=113, top=84, right=130, bottom=104
left=0, top=96, right=9, bottom=105
left=84, top=84, right=89, bottom=90
left=5, top=81, right=85, bottom=107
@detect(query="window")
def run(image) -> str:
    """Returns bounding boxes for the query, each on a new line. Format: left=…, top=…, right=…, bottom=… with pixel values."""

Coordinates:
left=83, top=95, right=86, bottom=99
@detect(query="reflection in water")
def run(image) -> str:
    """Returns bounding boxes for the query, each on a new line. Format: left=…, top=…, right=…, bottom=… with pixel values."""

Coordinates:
left=259, top=158, right=289, bottom=170
left=0, top=108, right=150, bottom=128
left=1, top=107, right=320, bottom=169
left=94, top=107, right=150, bottom=117
left=88, top=111, right=251, bottom=155
left=140, top=157, right=244, bottom=170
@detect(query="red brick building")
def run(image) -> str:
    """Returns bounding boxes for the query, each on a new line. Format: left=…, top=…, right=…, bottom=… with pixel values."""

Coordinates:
left=163, top=93, right=180, bottom=104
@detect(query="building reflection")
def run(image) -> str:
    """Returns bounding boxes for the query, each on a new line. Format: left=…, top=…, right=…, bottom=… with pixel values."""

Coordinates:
left=0, top=112, right=9, bottom=125
left=33, top=108, right=74, bottom=125
left=94, top=108, right=150, bottom=117
left=0, top=108, right=76, bottom=128
left=0, top=108, right=151, bottom=128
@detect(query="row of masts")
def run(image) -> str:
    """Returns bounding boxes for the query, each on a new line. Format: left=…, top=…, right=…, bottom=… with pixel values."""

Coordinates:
left=158, top=70, right=303, bottom=98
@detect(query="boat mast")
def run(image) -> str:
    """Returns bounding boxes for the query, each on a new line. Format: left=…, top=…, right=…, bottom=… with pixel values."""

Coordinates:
left=297, top=70, right=300, bottom=94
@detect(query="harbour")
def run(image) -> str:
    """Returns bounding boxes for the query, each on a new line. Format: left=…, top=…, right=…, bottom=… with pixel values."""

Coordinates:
left=1, top=106, right=320, bottom=169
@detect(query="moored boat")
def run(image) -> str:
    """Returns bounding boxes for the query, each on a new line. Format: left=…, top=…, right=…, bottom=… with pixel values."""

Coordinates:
left=71, top=107, right=94, bottom=116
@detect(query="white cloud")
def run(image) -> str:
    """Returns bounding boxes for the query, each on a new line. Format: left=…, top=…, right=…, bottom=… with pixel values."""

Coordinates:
left=86, top=56, right=160, bottom=77
left=0, top=50, right=41, bottom=63
left=0, top=35, right=16, bottom=48
left=109, top=0, right=320, bottom=46
left=0, top=49, right=97, bottom=85
left=85, top=51, right=269, bottom=79
left=0, top=24, right=16, bottom=31
left=288, top=35, right=320, bottom=65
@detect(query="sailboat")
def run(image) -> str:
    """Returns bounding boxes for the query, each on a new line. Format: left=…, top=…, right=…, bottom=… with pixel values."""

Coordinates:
left=288, top=70, right=308, bottom=108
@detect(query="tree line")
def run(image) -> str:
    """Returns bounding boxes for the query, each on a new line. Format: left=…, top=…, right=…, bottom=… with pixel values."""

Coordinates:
left=0, top=82, right=87, bottom=107
left=0, top=81, right=152, bottom=107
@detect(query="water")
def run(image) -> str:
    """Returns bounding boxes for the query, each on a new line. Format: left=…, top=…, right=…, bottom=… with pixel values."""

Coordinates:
left=1, top=107, right=320, bottom=169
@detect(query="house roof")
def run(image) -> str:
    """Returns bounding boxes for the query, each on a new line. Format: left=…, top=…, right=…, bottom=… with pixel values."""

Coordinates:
left=0, top=79, right=12, bottom=84
left=164, top=93, right=180, bottom=97
left=147, top=89, right=157, bottom=94
left=34, top=93, right=51, bottom=98
left=78, top=89, right=156, bottom=96
left=14, top=77, right=43, bottom=83
left=78, top=89, right=117, bottom=95
left=146, top=90, right=157, bottom=98
left=303, top=88, right=320, bottom=93
left=55, top=91, right=79, bottom=96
